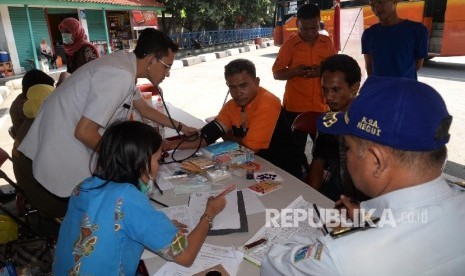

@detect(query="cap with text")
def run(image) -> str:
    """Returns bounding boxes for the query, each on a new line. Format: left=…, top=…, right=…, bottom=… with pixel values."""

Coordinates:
left=317, top=76, right=452, bottom=151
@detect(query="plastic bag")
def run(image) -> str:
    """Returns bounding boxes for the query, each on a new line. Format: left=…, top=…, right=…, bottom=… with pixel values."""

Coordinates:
left=0, top=238, right=54, bottom=274
left=0, top=216, right=18, bottom=244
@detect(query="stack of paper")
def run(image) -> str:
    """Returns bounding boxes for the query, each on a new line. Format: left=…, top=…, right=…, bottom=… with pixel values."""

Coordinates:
left=153, top=243, right=244, bottom=276
left=240, top=196, right=323, bottom=266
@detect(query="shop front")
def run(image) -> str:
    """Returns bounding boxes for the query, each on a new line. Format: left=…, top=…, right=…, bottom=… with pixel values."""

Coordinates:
left=0, top=0, right=164, bottom=74
left=106, top=10, right=160, bottom=52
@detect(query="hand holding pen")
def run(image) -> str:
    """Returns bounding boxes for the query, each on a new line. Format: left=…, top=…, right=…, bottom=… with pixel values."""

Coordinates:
left=334, top=195, right=360, bottom=221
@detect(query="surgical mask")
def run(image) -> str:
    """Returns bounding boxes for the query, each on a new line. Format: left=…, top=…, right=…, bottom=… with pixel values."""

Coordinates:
left=138, top=178, right=154, bottom=196
left=138, top=172, right=155, bottom=196
left=62, top=33, right=74, bottom=44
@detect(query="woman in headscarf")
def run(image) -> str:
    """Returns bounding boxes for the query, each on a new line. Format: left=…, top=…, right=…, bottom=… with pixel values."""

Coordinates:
left=58, top=17, right=100, bottom=74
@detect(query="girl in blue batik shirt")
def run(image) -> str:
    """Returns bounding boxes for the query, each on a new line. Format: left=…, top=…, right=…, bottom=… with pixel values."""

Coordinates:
left=54, top=121, right=234, bottom=275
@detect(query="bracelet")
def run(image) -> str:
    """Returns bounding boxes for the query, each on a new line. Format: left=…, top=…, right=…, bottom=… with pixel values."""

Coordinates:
left=176, top=122, right=183, bottom=132
left=202, top=213, right=214, bottom=229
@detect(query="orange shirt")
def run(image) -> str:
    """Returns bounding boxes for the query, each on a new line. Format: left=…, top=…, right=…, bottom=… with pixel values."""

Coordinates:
left=216, top=86, right=281, bottom=152
left=273, top=34, right=336, bottom=113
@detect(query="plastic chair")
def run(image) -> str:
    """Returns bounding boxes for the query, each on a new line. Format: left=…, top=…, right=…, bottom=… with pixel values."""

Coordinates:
left=0, top=148, right=20, bottom=201
left=0, top=148, right=37, bottom=238
left=291, top=111, right=323, bottom=179
left=291, top=111, right=323, bottom=141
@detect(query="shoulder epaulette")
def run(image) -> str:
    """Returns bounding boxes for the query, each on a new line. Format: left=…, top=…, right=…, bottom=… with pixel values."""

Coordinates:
left=330, top=217, right=380, bottom=239
left=445, top=179, right=465, bottom=191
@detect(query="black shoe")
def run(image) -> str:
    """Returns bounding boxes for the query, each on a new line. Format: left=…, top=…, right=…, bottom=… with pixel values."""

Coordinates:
left=0, top=190, right=17, bottom=204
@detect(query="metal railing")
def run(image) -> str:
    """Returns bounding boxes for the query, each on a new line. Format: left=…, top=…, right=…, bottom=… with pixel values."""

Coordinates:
left=169, top=28, right=273, bottom=49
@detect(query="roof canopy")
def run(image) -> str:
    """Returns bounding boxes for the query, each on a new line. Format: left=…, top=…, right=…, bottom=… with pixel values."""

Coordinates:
left=61, top=0, right=163, bottom=8
left=0, top=0, right=165, bottom=11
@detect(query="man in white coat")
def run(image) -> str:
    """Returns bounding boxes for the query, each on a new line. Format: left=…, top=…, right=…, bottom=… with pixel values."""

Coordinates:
left=18, top=29, right=197, bottom=218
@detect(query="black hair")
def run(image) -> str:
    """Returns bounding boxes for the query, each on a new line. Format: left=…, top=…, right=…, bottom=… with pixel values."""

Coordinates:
left=297, top=3, right=320, bottom=20
left=320, top=54, right=362, bottom=87
left=319, top=21, right=325, bottom=30
left=224, top=59, right=256, bottom=79
left=133, top=28, right=179, bottom=59
left=92, top=121, right=162, bottom=187
left=21, top=69, right=55, bottom=95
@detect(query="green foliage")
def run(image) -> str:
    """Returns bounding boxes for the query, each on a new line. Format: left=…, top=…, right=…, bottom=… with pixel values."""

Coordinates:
left=158, top=0, right=275, bottom=33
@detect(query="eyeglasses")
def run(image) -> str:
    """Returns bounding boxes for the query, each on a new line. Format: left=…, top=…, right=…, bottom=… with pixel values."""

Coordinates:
left=157, top=58, right=172, bottom=72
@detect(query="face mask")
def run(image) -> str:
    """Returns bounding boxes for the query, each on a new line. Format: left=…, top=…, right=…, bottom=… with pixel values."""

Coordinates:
left=62, top=33, right=74, bottom=44
left=138, top=174, right=154, bottom=196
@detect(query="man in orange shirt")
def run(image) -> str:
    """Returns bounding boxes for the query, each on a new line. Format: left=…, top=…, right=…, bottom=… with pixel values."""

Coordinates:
left=169, top=59, right=302, bottom=178
left=273, top=3, right=336, bottom=123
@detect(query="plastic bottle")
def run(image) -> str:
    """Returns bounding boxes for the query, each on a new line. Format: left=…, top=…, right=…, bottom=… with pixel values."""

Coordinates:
left=5, top=261, right=17, bottom=276
left=154, top=96, right=166, bottom=139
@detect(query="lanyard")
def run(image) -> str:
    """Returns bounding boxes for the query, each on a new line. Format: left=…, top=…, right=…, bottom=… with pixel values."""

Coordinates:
left=241, top=106, right=247, bottom=133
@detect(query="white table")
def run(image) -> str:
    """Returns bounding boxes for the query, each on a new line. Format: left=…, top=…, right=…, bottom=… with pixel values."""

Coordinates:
left=163, top=102, right=206, bottom=138
left=143, top=103, right=333, bottom=275
left=143, top=154, right=333, bottom=275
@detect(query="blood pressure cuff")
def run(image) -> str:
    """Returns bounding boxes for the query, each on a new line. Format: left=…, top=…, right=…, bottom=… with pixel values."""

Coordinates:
left=200, top=120, right=225, bottom=145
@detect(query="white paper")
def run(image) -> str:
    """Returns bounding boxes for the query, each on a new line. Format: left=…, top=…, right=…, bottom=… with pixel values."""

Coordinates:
left=159, top=205, right=195, bottom=232
left=241, top=188, right=266, bottom=215
left=241, top=196, right=323, bottom=266
left=189, top=190, right=241, bottom=230
left=173, top=181, right=212, bottom=195
left=153, top=243, right=244, bottom=276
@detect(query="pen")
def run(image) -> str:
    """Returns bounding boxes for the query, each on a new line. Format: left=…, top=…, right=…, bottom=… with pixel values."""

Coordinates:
left=244, top=238, right=267, bottom=250
left=154, top=180, right=163, bottom=195
left=149, top=197, right=169, bottom=208
left=313, top=203, right=329, bottom=235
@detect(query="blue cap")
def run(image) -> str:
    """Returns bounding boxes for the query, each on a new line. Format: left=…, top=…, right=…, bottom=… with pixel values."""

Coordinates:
left=317, top=76, right=452, bottom=151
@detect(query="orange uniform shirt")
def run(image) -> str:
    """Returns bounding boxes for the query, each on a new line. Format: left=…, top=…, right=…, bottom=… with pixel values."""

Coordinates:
left=216, top=87, right=281, bottom=152
left=272, top=34, right=336, bottom=113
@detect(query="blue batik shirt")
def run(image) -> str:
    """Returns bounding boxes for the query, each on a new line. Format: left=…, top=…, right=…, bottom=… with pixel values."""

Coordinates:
left=54, top=176, right=178, bottom=275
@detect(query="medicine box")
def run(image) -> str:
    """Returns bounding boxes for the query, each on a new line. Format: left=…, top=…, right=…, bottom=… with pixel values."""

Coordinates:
left=201, top=141, right=239, bottom=159
left=214, top=147, right=255, bottom=165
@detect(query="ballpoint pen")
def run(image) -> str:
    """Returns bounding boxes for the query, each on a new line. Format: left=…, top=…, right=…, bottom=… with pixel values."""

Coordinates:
left=153, top=180, right=163, bottom=195
left=149, top=197, right=169, bottom=208
left=313, top=203, right=329, bottom=235
left=244, top=238, right=267, bottom=250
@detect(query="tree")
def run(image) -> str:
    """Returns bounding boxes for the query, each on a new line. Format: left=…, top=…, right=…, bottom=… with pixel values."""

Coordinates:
left=157, top=0, right=274, bottom=33
left=234, top=0, right=275, bottom=28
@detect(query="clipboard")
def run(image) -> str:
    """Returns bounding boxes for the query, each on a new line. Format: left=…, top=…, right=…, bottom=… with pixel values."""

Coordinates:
left=208, top=190, right=248, bottom=236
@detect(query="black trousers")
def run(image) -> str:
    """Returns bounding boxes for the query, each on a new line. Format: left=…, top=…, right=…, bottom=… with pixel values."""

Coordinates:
left=12, top=152, right=68, bottom=219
